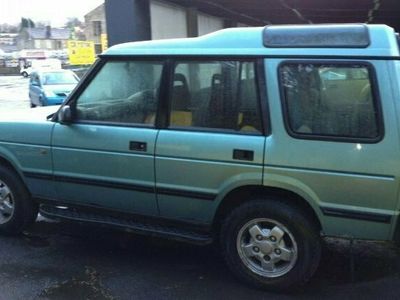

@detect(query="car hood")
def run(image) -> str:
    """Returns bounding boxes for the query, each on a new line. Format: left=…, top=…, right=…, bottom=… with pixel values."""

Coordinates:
left=0, top=106, right=60, bottom=146
left=0, top=106, right=60, bottom=122
left=43, top=84, right=77, bottom=95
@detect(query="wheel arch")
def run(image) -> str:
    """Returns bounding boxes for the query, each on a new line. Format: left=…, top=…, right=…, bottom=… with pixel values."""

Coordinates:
left=213, top=185, right=322, bottom=234
left=0, top=154, right=29, bottom=189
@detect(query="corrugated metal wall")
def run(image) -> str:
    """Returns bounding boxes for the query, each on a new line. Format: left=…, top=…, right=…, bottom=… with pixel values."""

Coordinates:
left=198, top=12, right=224, bottom=36
left=150, top=1, right=187, bottom=39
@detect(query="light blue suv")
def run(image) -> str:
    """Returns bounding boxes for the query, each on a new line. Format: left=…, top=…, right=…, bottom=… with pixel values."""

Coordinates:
left=1, top=24, right=400, bottom=291
left=28, top=69, right=79, bottom=107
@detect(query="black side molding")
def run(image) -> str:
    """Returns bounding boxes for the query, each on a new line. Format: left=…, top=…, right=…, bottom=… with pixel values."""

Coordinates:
left=24, top=172, right=216, bottom=201
left=321, top=206, right=392, bottom=224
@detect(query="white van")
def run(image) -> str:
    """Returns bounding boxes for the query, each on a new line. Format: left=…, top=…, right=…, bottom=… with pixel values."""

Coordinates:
left=20, top=58, right=62, bottom=77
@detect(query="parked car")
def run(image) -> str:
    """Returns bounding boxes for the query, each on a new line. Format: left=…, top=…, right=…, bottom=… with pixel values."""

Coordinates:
left=0, top=24, right=400, bottom=291
left=29, top=69, right=79, bottom=107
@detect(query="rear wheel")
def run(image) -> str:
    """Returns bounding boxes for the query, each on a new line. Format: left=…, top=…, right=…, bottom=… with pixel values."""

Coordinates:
left=0, top=165, right=38, bottom=234
left=220, top=198, right=321, bottom=291
left=21, top=72, right=28, bottom=78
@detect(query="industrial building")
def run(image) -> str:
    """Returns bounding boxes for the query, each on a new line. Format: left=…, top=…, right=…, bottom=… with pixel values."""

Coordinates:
left=103, top=0, right=400, bottom=46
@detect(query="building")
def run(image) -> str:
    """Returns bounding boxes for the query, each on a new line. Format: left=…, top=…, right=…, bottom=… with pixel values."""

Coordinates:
left=84, top=3, right=107, bottom=54
left=0, top=33, right=18, bottom=53
left=104, top=0, right=249, bottom=46
left=18, top=26, right=70, bottom=50
left=103, top=0, right=400, bottom=47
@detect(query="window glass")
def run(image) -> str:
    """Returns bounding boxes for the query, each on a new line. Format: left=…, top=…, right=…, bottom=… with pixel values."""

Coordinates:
left=75, top=61, right=163, bottom=125
left=280, top=63, right=379, bottom=139
left=170, top=61, right=262, bottom=134
left=42, top=72, right=78, bottom=85
left=31, top=73, right=40, bottom=85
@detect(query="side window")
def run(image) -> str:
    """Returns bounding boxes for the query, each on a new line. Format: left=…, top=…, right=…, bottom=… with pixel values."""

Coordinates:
left=74, top=61, right=163, bottom=125
left=31, top=74, right=40, bottom=85
left=280, top=63, right=381, bottom=140
left=169, top=60, right=262, bottom=134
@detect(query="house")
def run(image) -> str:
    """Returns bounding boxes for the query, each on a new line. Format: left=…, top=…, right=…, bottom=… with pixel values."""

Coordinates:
left=84, top=4, right=107, bottom=54
left=0, top=33, right=18, bottom=53
left=18, top=26, right=70, bottom=50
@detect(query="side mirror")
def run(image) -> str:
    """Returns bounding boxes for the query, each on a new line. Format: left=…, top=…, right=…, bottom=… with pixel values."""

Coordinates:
left=58, top=105, right=72, bottom=124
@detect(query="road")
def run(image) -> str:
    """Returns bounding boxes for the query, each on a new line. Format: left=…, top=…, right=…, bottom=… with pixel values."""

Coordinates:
left=0, top=75, right=399, bottom=299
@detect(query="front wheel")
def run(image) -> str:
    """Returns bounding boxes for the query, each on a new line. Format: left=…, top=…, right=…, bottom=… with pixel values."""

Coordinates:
left=0, top=166, right=38, bottom=234
left=220, top=198, right=321, bottom=291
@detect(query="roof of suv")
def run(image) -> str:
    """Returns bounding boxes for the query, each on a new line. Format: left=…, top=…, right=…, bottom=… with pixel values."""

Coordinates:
left=103, top=24, right=399, bottom=58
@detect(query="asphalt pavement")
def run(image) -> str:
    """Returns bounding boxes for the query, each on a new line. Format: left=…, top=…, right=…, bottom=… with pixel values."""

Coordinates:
left=1, top=218, right=399, bottom=300
left=0, top=75, right=399, bottom=299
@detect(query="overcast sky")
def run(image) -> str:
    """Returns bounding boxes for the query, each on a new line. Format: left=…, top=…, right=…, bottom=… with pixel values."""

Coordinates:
left=0, top=0, right=104, bottom=26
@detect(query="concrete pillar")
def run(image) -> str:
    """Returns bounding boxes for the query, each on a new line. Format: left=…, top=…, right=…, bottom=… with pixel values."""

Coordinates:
left=186, top=7, right=199, bottom=37
left=105, top=0, right=151, bottom=47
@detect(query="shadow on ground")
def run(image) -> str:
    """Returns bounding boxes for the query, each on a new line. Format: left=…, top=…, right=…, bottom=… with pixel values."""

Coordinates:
left=2, top=217, right=399, bottom=300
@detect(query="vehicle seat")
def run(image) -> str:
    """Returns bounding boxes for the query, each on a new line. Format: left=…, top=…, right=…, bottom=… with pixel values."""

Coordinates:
left=170, top=73, right=192, bottom=126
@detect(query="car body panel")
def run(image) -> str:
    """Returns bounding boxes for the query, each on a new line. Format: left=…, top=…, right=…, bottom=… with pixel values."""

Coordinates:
left=51, top=123, right=159, bottom=215
left=263, top=59, right=400, bottom=240
left=104, top=25, right=399, bottom=57
left=155, top=130, right=265, bottom=223
left=0, top=107, right=58, bottom=199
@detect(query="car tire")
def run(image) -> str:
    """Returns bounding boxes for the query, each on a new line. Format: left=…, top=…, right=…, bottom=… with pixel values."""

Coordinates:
left=22, top=72, right=28, bottom=78
left=220, top=197, right=321, bottom=291
left=0, top=165, right=38, bottom=235
left=30, top=102, right=36, bottom=108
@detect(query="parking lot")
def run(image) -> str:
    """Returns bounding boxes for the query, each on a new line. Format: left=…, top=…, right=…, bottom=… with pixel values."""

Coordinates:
left=0, top=75, right=30, bottom=110
left=0, top=74, right=400, bottom=299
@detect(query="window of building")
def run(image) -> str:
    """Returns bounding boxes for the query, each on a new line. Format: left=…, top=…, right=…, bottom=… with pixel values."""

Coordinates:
left=74, top=60, right=163, bottom=125
left=55, top=40, right=63, bottom=50
left=169, top=60, right=262, bottom=134
left=279, top=62, right=381, bottom=140
left=93, top=21, right=102, bottom=36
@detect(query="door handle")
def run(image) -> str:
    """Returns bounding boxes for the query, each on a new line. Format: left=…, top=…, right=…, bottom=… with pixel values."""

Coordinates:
left=129, top=141, right=147, bottom=152
left=233, top=149, right=254, bottom=161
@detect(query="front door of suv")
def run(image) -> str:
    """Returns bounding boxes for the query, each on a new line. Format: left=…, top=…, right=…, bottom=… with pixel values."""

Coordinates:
left=51, top=60, right=164, bottom=216
left=155, top=60, right=267, bottom=224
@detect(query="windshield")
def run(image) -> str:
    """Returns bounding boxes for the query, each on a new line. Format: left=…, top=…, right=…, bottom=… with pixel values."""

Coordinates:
left=42, top=72, right=78, bottom=85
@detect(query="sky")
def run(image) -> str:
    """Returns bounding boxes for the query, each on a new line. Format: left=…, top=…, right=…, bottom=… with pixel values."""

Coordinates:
left=0, top=0, right=104, bottom=27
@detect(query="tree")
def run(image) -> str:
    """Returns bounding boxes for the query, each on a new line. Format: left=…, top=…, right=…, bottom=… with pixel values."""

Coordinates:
left=19, top=18, right=35, bottom=31
left=65, top=17, right=83, bottom=29
left=65, top=17, right=85, bottom=40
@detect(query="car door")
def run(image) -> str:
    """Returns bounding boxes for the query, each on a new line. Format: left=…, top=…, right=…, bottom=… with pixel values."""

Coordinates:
left=265, top=59, right=400, bottom=240
left=51, top=59, right=164, bottom=216
left=29, top=73, right=41, bottom=105
left=155, top=59, right=266, bottom=224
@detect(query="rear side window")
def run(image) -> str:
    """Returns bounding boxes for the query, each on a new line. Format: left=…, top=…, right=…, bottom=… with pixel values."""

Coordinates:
left=168, top=60, right=263, bottom=134
left=279, top=62, right=381, bottom=141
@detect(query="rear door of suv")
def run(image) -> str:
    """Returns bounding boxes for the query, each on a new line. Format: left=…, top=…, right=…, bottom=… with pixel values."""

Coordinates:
left=154, top=59, right=267, bottom=224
